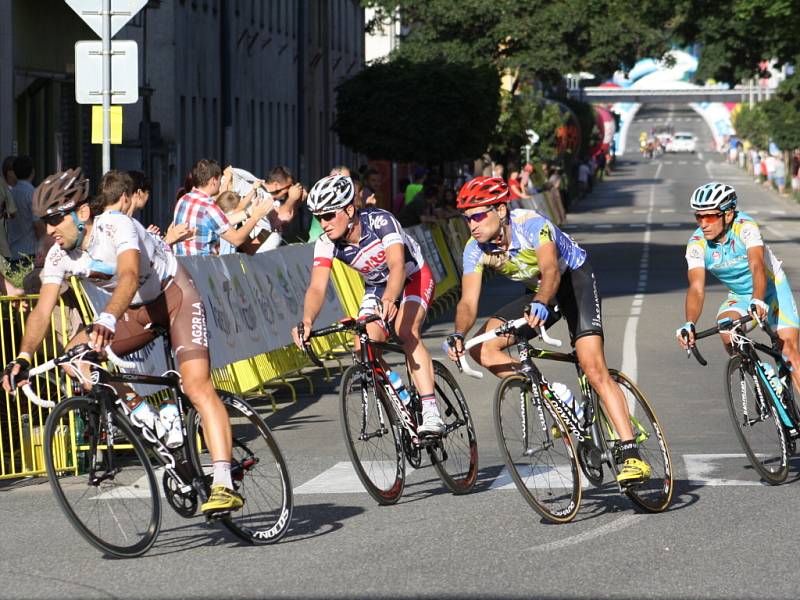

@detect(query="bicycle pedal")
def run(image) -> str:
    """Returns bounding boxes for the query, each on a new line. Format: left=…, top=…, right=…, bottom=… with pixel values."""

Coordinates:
left=204, top=510, right=232, bottom=521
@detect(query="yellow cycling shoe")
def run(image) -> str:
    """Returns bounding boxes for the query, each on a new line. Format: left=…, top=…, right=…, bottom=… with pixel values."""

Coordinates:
left=616, top=458, right=651, bottom=487
left=201, top=484, right=244, bottom=514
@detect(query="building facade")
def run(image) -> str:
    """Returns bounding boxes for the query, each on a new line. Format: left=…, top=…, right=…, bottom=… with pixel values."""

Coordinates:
left=0, top=0, right=365, bottom=228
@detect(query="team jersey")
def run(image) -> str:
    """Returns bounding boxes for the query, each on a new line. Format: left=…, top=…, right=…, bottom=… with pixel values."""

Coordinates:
left=685, top=211, right=786, bottom=297
left=312, top=208, right=424, bottom=286
left=462, top=209, right=587, bottom=287
left=41, top=211, right=178, bottom=305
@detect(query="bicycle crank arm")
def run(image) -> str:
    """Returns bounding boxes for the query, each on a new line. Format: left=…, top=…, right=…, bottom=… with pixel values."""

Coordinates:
left=359, top=429, right=388, bottom=441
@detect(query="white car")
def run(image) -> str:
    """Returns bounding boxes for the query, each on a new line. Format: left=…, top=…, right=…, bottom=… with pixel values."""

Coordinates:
left=669, top=132, right=696, bottom=153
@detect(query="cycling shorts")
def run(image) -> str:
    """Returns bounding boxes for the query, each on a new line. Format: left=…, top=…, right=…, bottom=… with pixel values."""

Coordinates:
left=358, top=263, right=436, bottom=318
left=493, top=260, right=603, bottom=345
left=717, top=280, right=799, bottom=331
left=109, top=264, right=210, bottom=365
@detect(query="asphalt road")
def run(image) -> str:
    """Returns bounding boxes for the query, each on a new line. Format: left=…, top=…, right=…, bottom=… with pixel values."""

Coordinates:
left=3, top=103, right=800, bottom=600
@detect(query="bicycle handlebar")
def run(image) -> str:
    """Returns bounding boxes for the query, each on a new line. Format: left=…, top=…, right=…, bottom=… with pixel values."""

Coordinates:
left=448, top=317, right=563, bottom=380
left=19, top=343, right=136, bottom=409
left=299, top=315, right=385, bottom=368
left=683, top=314, right=760, bottom=367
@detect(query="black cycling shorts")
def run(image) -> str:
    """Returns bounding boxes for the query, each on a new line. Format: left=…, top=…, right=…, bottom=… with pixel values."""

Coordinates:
left=492, top=260, right=604, bottom=345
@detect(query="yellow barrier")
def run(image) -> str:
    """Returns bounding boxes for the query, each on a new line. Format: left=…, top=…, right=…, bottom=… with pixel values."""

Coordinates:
left=0, top=218, right=466, bottom=480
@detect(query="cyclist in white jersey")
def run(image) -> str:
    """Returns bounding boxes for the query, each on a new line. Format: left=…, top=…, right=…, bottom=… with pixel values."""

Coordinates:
left=2, top=168, right=244, bottom=515
left=291, top=175, right=444, bottom=436
left=677, top=182, right=800, bottom=395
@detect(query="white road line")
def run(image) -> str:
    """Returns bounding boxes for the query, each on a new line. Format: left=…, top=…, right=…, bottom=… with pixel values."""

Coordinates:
left=528, top=514, right=644, bottom=552
left=595, top=224, right=613, bottom=229
left=770, top=210, right=787, bottom=215
left=698, top=152, right=704, bottom=160
left=295, top=461, right=404, bottom=494
left=660, top=208, right=675, bottom=213
left=683, top=454, right=765, bottom=486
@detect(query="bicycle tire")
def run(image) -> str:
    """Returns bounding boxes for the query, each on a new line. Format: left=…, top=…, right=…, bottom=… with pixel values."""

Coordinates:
left=187, top=391, right=293, bottom=544
left=725, top=356, right=789, bottom=484
left=494, top=374, right=581, bottom=523
left=340, top=364, right=405, bottom=505
left=596, top=370, right=674, bottom=512
left=44, top=396, right=161, bottom=558
left=427, top=360, right=478, bottom=494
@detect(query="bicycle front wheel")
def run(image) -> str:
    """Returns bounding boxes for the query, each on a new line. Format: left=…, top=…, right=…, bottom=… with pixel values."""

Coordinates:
left=44, top=397, right=161, bottom=558
left=494, top=375, right=581, bottom=523
left=428, top=360, right=478, bottom=494
left=340, top=365, right=405, bottom=504
left=597, top=370, right=673, bottom=512
left=187, top=391, right=293, bottom=544
left=725, top=357, right=789, bottom=484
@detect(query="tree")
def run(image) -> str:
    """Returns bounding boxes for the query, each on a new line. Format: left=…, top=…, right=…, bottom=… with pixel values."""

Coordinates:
left=332, top=59, right=500, bottom=163
left=364, top=0, right=674, bottom=90
left=762, top=75, right=800, bottom=151
left=672, top=0, right=800, bottom=84
left=732, top=103, right=770, bottom=148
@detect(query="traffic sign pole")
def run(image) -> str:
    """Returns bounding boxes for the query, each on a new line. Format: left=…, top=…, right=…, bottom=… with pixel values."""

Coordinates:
left=102, top=0, right=111, bottom=174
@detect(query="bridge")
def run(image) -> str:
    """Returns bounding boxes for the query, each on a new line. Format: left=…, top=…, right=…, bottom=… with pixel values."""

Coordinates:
left=568, top=87, right=775, bottom=104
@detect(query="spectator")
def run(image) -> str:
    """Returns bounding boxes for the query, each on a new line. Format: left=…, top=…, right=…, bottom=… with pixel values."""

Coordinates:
left=774, top=154, right=787, bottom=196
left=172, top=158, right=270, bottom=256
left=399, top=182, right=440, bottom=227
left=792, top=150, right=800, bottom=196
left=404, top=167, right=425, bottom=206
left=0, top=174, right=17, bottom=262
left=578, top=159, right=591, bottom=198
left=393, top=176, right=410, bottom=215
left=264, top=165, right=307, bottom=243
left=126, top=170, right=152, bottom=218
left=507, top=169, right=532, bottom=201
left=765, top=153, right=777, bottom=189
left=361, top=167, right=383, bottom=208
left=215, top=190, right=259, bottom=255
left=2, top=156, right=17, bottom=188
left=8, top=156, right=43, bottom=266
left=751, top=147, right=761, bottom=181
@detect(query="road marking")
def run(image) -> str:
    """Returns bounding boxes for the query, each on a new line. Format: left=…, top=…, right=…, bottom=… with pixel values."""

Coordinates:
left=606, top=210, right=621, bottom=215
left=683, top=454, right=767, bottom=486
left=295, top=461, right=404, bottom=494
left=489, top=466, right=589, bottom=491
left=595, top=224, right=613, bottom=229
left=528, top=514, right=644, bottom=552
left=660, top=208, right=675, bottom=213
left=770, top=210, right=787, bottom=215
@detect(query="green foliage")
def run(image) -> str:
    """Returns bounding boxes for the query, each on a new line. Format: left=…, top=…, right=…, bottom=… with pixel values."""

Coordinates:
left=672, top=0, right=800, bottom=83
left=732, top=104, right=770, bottom=148
left=332, top=59, right=500, bottom=163
left=363, top=0, right=673, bottom=87
left=488, top=90, right=566, bottom=164
left=563, top=98, right=600, bottom=158
left=1, top=256, right=33, bottom=291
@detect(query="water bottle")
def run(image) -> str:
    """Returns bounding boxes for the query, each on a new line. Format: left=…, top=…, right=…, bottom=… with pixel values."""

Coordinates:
left=551, top=381, right=583, bottom=421
left=386, top=369, right=411, bottom=407
left=130, top=400, right=166, bottom=439
left=760, top=362, right=784, bottom=397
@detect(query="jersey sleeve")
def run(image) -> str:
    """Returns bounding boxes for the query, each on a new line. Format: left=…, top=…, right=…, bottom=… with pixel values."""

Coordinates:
left=685, top=235, right=706, bottom=270
left=462, top=240, right=484, bottom=276
left=372, top=210, right=404, bottom=248
left=40, top=244, right=68, bottom=286
left=738, top=221, right=764, bottom=249
left=312, top=236, right=334, bottom=269
left=206, top=203, right=231, bottom=235
left=517, top=212, right=554, bottom=249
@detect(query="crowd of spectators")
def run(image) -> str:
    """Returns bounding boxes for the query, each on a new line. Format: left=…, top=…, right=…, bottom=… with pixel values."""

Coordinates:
left=722, top=138, right=800, bottom=199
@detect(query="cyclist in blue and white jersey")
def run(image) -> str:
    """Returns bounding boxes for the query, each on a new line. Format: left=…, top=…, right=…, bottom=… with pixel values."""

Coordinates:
left=291, top=175, right=444, bottom=436
left=677, top=182, right=800, bottom=395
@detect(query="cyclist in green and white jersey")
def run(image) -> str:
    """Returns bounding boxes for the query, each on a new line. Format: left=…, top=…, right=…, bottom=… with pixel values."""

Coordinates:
left=446, top=176, right=651, bottom=486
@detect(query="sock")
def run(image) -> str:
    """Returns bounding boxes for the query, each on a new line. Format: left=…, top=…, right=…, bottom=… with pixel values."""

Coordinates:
left=619, top=440, right=641, bottom=461
left=419, top=393, right=439, bottom=415
left=212, top=460, right=233, bottom=489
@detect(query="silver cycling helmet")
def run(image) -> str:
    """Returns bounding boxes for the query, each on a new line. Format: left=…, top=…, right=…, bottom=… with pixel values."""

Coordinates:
left=690, top=182, right=737, bottom=212
left=307, top=174, right=354, bottom=215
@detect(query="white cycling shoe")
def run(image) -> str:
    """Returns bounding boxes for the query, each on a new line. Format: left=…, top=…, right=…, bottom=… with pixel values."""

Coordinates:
left=417, top=410, right=445, bottom=437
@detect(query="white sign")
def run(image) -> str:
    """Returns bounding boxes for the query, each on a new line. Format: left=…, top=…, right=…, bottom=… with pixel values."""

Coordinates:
left=65, top=0, right=147, bottom=38
left=75, top=40, right=139, bottom=104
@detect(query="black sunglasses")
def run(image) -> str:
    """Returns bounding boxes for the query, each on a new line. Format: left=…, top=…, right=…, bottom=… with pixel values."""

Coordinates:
left=318, top=211, right=339, bottom=222
left=42, top=212, right=68, bottom=227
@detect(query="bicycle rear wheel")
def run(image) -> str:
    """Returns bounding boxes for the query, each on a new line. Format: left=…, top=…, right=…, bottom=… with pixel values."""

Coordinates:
left=494, top=375, right=581, bottom=523
left=340, top=364, right=405, bottom=504
left=596, top=370, right=673, bottom=512
left=44, top=396, right=161, bottom=558
left=725, top=356, right=789, bottom=484
left=427, top=360, right=478, bottom=494
left=187, top=391, right=293, bottom=544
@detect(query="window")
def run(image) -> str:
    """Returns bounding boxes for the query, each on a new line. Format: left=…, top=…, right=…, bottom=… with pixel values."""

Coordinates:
left=250, top=99, right=256, bottom=172
left=191, top=96, right=197, bottom=162
left=212, top=97, right=218, bottom=157
left=268, top=102, right=274, bottom=168
left=276, top=0, right=281, bottom=33
left=202, top=97, right=208, bottom=155
left=234, top=97, right=240, bottom=164
left=259, top=101, right=265, bottom=172
left=180, top=96, right=187, bottom=174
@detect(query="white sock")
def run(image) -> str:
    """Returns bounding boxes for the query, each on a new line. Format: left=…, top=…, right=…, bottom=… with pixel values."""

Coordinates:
left=212, top=461, right=233, bottom=489
left=420, top=394, right=439, bottom=416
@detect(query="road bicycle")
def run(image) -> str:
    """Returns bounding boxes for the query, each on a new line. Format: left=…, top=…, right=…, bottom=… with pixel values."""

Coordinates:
left=20, top=330, right=293, bottom=557
left=454, top=317, right=673, bottom=523
left=685, top=314, right=800, bottom=484
left=300, top=314, right=478, bottom=504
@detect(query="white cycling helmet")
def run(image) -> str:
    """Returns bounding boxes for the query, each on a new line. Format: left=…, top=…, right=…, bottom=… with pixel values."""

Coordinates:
left=307, top=174, right=354, bottom=215
left=690, top=182, right=737, bottom=212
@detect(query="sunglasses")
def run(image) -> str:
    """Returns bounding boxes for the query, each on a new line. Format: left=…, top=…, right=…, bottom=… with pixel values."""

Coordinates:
left=42, top=213, right=68, bottom=227
left=462, top=209, right=494, bottom=224
left=318, top=211, right=340, bottom=222
left=694, top=212, right=724, bottom=224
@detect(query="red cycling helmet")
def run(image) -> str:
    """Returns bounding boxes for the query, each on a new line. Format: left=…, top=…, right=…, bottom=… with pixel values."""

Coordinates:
left=456, top=176, right=510, bottom=210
